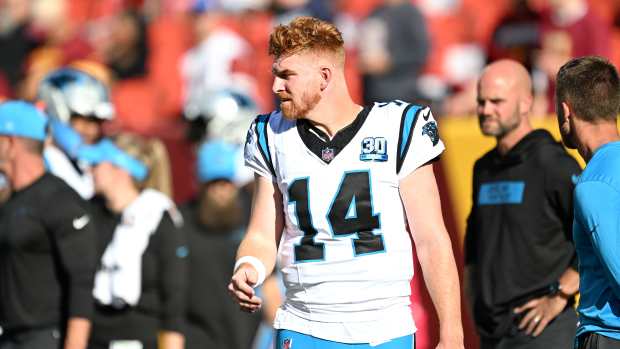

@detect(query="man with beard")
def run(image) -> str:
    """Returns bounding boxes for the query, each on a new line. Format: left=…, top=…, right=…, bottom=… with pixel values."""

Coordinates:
left=0, top=101, right=96, bottom=349
left=182, top=140, right=261, bottom=349
left=555, top=56, right=620, bottom=348
left=464, top=59, right=581, bottom=348
left=228, top=16, right=464, bottom=349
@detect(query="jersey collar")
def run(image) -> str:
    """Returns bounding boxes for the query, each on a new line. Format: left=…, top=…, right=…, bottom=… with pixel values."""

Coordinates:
left=296, top=106, right=370, bottom=164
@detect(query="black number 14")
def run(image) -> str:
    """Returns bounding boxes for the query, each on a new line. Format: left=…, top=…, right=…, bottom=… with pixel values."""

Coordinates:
left=288, top=171, right=385, bottom=262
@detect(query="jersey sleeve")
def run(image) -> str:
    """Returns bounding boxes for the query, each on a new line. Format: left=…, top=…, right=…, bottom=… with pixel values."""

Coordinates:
left=396, top=105, right=445, bottom=179
left=574, top=181, right=620, bottom=298
left=244, top=114, right=276, bottom=181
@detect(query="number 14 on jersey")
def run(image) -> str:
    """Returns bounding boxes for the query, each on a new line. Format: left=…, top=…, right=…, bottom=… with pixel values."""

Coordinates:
left=288, top=170, right=385, bottom=263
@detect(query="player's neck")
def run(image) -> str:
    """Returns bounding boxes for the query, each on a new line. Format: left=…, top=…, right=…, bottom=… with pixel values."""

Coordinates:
left=305, top=92, right=362, bottom=139
left=12, top=155, right=46, bottom=191
left=496, top=120, right=532, bottom=156
left=577, top=121, right=619, bottom=162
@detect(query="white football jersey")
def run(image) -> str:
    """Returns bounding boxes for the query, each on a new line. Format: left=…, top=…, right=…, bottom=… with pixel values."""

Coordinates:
left=244, top=101, right=444, bottom=344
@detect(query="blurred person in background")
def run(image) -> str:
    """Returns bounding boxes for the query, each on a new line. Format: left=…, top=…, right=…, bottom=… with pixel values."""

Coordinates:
left=357, top=0, right=429, bottom=104
left=0, top=101, right=97, bottom=349
left=465, top=60, right=580, bottom=348
left=555, top=56, right=620, bottom=349
left=37, top=66, right=115, bottom=200
left=3, top=0, right=101, bottom=100
left=537, top=0, right=611, bottom=113
left=184, top=88, right=260, bottom=146
left=100, top=10, right=148, bottom=80
left=0, top=0, right=36, bottom=95
left=530, top=30, right=572, bottom=116
left=182, top=140, right=262, bottom=349
left=81, top=133, right=184, bottom=349
left=540, top=0, right=610, bottom=59
left=181, top=4, right=257, bottom=105
left=488, top=0, right=541, bottom=73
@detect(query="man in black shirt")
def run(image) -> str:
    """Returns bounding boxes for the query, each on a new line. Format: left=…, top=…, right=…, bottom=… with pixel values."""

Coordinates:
left=465, top=60, right=581, bottom=348
left=181, top=141, right=261, bottom=349
left=0, top=101, right=96, bottom=349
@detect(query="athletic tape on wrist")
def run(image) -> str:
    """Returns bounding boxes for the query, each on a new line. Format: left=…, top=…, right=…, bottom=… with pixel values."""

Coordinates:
left=234, top=256, right=266, bottom=288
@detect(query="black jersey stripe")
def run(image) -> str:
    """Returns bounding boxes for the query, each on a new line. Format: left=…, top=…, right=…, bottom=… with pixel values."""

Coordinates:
left=255, top=114, right=276, bottom=177
left=396, top=104, right=423, bottom=174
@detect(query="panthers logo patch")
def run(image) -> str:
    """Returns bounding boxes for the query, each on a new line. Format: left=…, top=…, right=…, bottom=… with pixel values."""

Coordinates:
left=422, top=121, right=439, bottom=146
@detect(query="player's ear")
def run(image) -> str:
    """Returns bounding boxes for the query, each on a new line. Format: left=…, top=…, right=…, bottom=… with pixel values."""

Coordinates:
left=519, top=93, right=533, bottom=116
left=561, top=101, right=572, bottom=123
left=319, top=66, right=331, bottom=91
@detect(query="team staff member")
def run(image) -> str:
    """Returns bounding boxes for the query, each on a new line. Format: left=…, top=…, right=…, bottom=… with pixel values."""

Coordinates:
left=0, top=101, right=97, bottom=349
left=81, top=134, right=186, bottom=349
left=555, top=56, right=620, bottom=348
left=465, top=60, right=580, bottom=348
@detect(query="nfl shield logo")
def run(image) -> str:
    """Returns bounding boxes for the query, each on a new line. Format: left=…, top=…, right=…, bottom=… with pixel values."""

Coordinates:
left=321, top=147, right=335, bottom=162
left=283, top=338, right=292, bottom=349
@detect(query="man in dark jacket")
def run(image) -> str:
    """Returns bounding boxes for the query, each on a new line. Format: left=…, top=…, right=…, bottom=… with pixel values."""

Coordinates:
left=465, top=60, right=581, bottom=348
left=0, top=101, right=97, bottom=349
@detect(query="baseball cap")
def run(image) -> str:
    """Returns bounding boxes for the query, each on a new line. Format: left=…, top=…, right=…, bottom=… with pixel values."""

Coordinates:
left=0, top=101, right=48, bottom=141
left=197, top=140, right=238, bottom=183
left=79, top=139, right=148, bottom=181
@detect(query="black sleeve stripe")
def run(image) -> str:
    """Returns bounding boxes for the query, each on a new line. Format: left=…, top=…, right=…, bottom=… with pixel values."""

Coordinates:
left=396, top=104, right=424, bottom=174
left=255, top=114, right=276, bottom=178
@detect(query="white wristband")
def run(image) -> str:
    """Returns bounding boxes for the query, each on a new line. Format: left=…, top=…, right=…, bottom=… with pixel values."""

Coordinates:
left=234, top=256, right=266, bottom=288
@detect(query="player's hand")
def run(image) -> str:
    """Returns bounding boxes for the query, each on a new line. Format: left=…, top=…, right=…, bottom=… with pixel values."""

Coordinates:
left=514, top=294, right=568, bottom=336
left=228, top=264, right=263, bottom=313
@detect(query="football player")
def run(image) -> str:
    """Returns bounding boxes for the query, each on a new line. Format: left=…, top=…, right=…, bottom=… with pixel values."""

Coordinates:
left=37, top=66, right=114, bottom=199
left=228, top=16, right=464, bottom=349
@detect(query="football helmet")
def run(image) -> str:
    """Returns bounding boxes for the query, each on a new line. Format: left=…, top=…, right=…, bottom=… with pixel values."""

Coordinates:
left=38, top=68, right=114, bottom=123
left=184, top=88, right=257, bottom=144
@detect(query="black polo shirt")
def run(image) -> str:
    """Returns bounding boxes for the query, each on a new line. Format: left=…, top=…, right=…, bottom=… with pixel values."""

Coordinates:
left=0, top=173, right=96, bottom=333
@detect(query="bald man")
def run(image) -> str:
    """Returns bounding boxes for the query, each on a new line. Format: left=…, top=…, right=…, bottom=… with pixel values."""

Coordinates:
left=464, top=60, right=581, bottom=349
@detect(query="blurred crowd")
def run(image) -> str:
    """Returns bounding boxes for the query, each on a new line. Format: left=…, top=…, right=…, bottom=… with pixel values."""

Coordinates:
left=0, top=0, right=619, bottom=347
left=2, top=0, right=619, bottom=122
left=1, top=0, right=618, bottom=202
